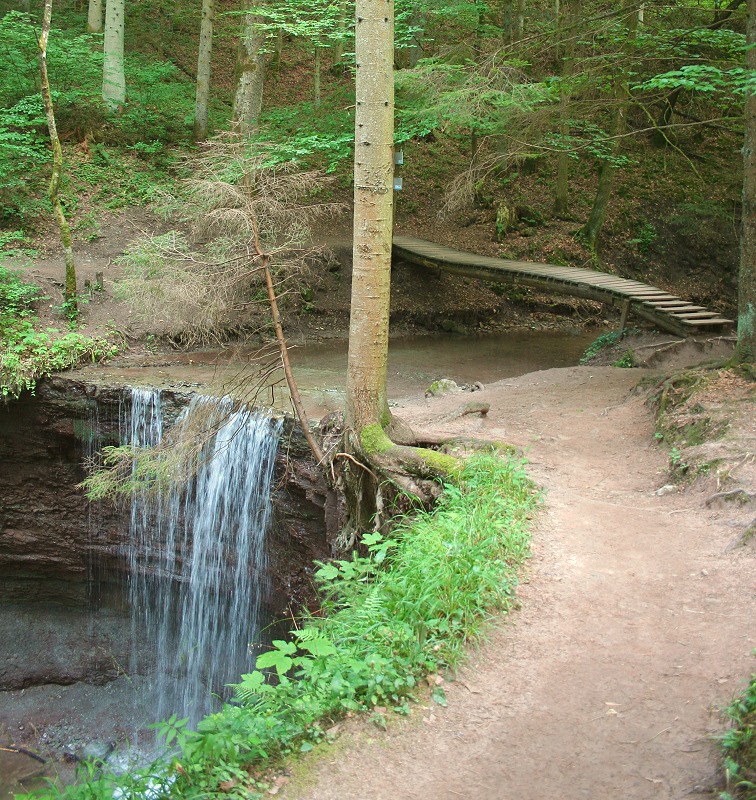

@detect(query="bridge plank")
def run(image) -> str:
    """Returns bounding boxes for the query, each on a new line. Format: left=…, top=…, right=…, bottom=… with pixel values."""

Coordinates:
left=392, top=236, right=732, bottom=336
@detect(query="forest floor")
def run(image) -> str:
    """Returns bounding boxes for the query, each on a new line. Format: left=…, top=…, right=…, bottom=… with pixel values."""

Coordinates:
left=276, top=364, right=756, bottom=800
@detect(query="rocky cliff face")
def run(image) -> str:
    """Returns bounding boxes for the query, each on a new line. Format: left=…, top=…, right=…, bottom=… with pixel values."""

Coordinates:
left=0, top=377, right=331, bottom=689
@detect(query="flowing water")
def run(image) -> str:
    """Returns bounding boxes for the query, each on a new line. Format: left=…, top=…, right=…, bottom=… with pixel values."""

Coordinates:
left=123, top=390, right=282, bottom=726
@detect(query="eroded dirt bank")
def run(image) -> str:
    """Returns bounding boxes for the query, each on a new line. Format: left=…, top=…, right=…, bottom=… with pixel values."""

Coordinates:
left=284, top=366, right=756, bottom=800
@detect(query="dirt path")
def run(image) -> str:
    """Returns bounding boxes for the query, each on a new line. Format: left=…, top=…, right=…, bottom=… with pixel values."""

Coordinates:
left=285, top=366, right=756, bottom=800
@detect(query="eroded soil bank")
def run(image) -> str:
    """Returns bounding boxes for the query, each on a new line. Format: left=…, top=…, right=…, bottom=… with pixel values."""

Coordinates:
left=281, top=365, right=755, bottom=800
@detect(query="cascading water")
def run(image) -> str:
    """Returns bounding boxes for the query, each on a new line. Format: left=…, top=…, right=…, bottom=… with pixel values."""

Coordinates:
left=122, top=389, right=281, bottom=726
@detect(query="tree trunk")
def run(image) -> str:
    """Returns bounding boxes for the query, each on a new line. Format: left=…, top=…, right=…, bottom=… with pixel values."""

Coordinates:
left=500, top=0, right=513, bottom=41
left=314, top=46, right=321, bottom=108
left=346, top=0, right=395, bottom=439
left=102, top=0, right=125, bottom=110
left=553, top=0, right=576, bottom=216
left=333, top=0, right=347, bottom=65
left=20, top=0, right=31, bottom=13
left=87, top=0, right=102, bottom=32
left=194, top=0, right=214, bottom=141
left=580, top=1, right=636, bottom=251
left=737, top=0, right=756, bottom=363
left=271, top=27, right=284, bottom=71
left=340, top=0, right=459, bottom=529
left=514, top=0, right=525, bottom=40
left=39, top=0, right=77, bottom=312
left=232, top=3, right=266, bottom=133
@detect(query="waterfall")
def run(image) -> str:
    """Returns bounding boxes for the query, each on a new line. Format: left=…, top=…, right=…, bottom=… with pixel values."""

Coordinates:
left=122, top=389, right=281, bottom=725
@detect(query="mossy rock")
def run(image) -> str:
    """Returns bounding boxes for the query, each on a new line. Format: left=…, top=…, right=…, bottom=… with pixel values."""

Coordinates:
left=425, top=378, right=461, bottom=397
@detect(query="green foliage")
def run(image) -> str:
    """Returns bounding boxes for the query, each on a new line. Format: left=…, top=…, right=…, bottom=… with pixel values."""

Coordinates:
left=0, top=229, right=38, bottom=260
left=720, top=673, right=756, bottom=800
left=252, top=86, right=355, bottom=172
left=0, top=265, right=118, bottom=397
left=0, top=11, right=193, bottom=225
left=395, top=58, right=552, bottom=143
left=629, top=222, right=657, bottom=255
left=0, top=263, right=41, bottom=316
left=612, top=350, right=636, bottom=369
left=580, top=331, right=620, bottom=364
left=636, top=64, right=756, bottom=100
left=0, top=318, right=119, bottom=397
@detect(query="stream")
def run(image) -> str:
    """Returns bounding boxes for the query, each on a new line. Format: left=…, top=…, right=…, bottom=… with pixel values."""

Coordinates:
left=71, top=329, right=600, bottom=417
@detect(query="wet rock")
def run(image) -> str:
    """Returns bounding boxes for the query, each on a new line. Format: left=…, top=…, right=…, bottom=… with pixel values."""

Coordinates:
left=78, top=740, right=115, bottom=763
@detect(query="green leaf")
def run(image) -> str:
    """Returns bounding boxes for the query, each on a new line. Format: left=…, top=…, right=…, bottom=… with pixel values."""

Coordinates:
left=431, top=686, right=448, bottom=707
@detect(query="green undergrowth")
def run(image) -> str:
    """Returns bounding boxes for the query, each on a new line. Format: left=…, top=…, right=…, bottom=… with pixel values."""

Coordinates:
left=721, top=673, right=756, bottom=800
left=647, top=367, right=729, bottom=480
left=0, top=265, right=119, bottom=397
left=32, top=454, right=537, bottom=800
left=580, top=329, right=640, bottom=367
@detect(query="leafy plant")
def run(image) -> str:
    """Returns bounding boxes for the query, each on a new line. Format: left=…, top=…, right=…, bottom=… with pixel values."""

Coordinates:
left=720, top=673, right=756, bottom=800
left=629, top=222, right=657, bottom=255
left=0, top=265, right=118, bottom=397
left=612, top=350, right=636, bottom=368
left=580, top=330, right=620, bottom=364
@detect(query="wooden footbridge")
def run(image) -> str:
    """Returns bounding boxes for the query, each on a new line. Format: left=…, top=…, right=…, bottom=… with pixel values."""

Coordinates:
left=392, top=236, right=733, bottom=338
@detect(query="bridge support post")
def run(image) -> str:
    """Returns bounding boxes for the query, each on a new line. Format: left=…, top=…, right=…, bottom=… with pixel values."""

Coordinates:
left=618, top=299, right=631, bottom=340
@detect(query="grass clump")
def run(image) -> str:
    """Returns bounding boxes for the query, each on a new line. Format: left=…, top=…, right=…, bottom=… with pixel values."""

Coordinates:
left=721, top=674, right=756, bottom=799
left=42, top=453, right=537, bottom=799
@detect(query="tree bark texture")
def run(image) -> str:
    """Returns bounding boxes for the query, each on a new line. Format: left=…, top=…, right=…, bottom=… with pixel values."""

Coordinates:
left=39, top=0, right=77, bottom=308
left=87, top=0, right=103, bottom=32
left=737, top=0, right=756, bottom=362
left=345, top=0, right=395, bottom=436
left=102, top=0, right=125, bottom=109
left=314, top=46, right=321, bottom=108
left=514, top=0, right=525, bottom=40
left=194, top=0, right=214, bottom=141
left=232, top=4, right=266, bottom=133
left=333, top=0, right=348, bottom=64
left=553, top=0, right=577, bottom=216
left=581, top=0, right=636, bottom=251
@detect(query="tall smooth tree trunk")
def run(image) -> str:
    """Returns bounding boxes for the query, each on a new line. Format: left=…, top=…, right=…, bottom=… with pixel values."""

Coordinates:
left=87, top=0, right=103, bottom=32
left=346, top=0, right=395, bottom=438
left=333, top=0, right=348, bottom=64
left=554, top=0, right=576, bottom=216
left=314, top=46, right=321, bottom=108
left=232, top=3, right=266, bottom=132
left=102, top=0, right=125, bottom=110
left=500, top=0, right=513, bottom=41
left=39, top=0, right=77, bottom=311
left=194, top=0, right=214, bottom=141
left=737, top=0, right=756, bottom=363
left=20, top=0, right=31, bottom=13
left=514, top=0, right=525, bottom=40
left=580, top=1, right=636, bottom=251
